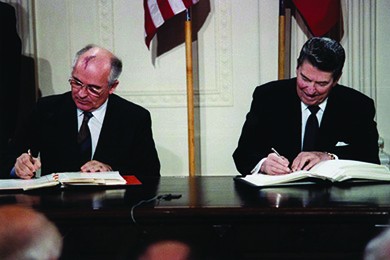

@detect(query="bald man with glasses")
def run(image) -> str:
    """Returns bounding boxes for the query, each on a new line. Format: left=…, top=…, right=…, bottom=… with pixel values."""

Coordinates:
left=5, top=44, right=160, bottom=178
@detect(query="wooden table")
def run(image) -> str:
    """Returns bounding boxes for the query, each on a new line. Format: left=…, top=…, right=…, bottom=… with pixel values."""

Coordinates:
left=1, top=176, right=390, bottom=259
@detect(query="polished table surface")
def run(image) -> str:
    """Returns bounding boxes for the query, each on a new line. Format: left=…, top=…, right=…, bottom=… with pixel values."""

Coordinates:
left=1, top=176, right=390, bottom=259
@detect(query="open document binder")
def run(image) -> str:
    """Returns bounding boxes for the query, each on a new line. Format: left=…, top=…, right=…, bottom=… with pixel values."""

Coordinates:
left=235, top=160, right=390, bottom=187
left=0, top=171, right=130, bottom=191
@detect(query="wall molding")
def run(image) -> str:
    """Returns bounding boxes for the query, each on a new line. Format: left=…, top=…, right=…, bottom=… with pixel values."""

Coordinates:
left=98, top=0, right=114, bottom=51
left=117, top=0, right=234, bottom=108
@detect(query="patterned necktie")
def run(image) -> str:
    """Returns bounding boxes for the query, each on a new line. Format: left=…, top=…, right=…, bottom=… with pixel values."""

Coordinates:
left=302, top=105, right=320, bottom=151
left=78, top=111, right=93, bottom=164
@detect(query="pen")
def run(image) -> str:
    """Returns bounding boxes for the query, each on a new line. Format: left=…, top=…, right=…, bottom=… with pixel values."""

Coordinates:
left=27, top=149, right=33, bottom=161
left=28, top=149, right=36, bottom=177
left=271, top=147, right=292, bottom=171
left=271, top=147, right=281, bottom=157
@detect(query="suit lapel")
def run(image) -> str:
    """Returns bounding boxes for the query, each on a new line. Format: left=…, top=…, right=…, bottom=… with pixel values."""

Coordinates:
left=277, top=82, right=302, bottom=158
left=287, top=83, right=302, bottom=153
left=318, top=87, right=340, bottom=149
left=290, top=92, right=303, bottom=155
left=93, top=96, right=116, bottom=159
left=57, top=94, right=79, bottom=153
left=41, top=93, right=79, bottom=168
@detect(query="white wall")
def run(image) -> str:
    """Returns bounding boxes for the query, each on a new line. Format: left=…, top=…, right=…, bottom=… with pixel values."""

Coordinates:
left=376, top=0, right=390, bottom=155
left=31, top=0, right=390, bottom=176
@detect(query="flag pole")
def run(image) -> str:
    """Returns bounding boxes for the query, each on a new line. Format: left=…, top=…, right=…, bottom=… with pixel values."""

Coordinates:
left=278, top=0, right=286, bottom=79
left=185, top=9, right=196, bottom=177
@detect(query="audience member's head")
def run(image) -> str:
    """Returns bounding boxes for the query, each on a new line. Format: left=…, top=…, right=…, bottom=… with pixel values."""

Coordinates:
left=364, top=228, right=390, bottom=260
left=138, top=240, right=191, bottom=260
left=0, top=205, right=62, bottom=260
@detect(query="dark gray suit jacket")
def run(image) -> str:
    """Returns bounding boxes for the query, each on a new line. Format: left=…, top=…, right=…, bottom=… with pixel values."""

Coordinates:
left=233, top=78, right=380, bottom=175
left=8, top=92, right=160, bottom=177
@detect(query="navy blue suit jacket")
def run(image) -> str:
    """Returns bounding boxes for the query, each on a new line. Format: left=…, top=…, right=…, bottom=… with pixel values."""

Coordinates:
left=233, top=78, right=380, bottom=175
left=9, top=92, right=160, bottom=177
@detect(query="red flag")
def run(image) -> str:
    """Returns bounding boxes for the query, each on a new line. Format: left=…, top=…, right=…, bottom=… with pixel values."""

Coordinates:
left=292, top=0, right=341, bottom=36
left=144, top=0, right=200, bottom=48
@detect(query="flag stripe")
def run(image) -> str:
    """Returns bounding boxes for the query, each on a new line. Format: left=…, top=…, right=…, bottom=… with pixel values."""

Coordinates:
left=144, top=0, right=156, bottom=33
left=157, top=0, right=175, bottom=21
left=182, top=0, right=196, bottom=9
left=144, top=0, right=200, bottom=48
left=167, top=0, right=186, bottom=14
left=147, top=0, right=165, bottom=28
left=144, top=0, right=157, bottom=44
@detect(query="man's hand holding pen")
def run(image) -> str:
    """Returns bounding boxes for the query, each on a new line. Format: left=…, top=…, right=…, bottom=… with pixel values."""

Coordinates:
left=261, top=148, right=334, bottom=175
left=14, top=150, right=41, bottom=179
left=260, top=148, right=291, bottom=175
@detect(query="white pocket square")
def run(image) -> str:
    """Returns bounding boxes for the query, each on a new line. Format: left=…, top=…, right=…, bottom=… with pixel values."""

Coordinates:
left=336, top=141, right=349, bottom=147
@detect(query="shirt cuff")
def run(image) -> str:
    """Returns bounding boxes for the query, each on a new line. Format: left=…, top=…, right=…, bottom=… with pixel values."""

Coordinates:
left=10, top=167, right=17, bottom=178
left=250, top=158, right=267, bottom=174
left=326, top=152, right=338, bottom=160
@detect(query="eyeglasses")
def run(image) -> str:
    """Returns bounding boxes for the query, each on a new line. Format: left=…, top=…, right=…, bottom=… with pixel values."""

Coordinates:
left=69, top=77, right=106, bottom=97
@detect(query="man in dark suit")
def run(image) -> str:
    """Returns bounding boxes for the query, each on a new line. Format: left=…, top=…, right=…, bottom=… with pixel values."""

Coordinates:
left=233, top=37, right=379, bottom=176
left=0, top=2, right=22, bottom=168
left=9, top=44, right=160, bottom=178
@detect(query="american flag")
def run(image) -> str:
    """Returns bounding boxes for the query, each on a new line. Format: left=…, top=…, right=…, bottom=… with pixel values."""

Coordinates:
left=144, top=0, right=200, bottom=48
